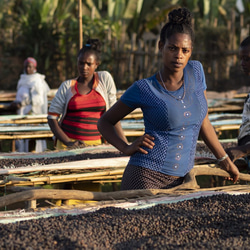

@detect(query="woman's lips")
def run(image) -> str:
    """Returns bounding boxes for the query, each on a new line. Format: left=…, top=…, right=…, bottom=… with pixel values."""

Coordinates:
left=172, top=62, right=183, bottom=67
left=241, top=67, right=248, bottom=73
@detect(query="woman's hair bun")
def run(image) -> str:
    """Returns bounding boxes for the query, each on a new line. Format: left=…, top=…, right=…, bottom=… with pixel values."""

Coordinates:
left=85, top=39, right=102, bottom=52
left=168, top=8, right=192, bottom=26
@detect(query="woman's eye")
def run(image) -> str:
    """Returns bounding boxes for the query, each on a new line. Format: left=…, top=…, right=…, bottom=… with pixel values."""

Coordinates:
left=79, top=62, right=94, bottom=66
left=169, top=47, right=175, bottom=51
left=243, top=57, right=250, bottom=62
left=240, top=56, right=249, bottom=62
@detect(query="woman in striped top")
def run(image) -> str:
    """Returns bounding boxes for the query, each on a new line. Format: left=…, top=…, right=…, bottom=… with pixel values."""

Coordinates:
left=48, top=39, right=126, bottom=149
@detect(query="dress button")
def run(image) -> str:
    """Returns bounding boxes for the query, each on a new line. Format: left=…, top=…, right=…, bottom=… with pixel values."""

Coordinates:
left=173, top=164, right=179, bottom=170
left=175, top=153, right=181, bottom=160
left=179, top=135, right=185, bottom=140
left=184, top=111, right=191, bottom=117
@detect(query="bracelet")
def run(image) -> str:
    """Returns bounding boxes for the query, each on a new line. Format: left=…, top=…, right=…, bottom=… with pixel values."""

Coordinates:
left=217, top=154, right=229, bottom=163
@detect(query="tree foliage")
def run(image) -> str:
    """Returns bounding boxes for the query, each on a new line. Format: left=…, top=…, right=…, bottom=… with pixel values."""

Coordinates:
left=0, top=0, right=249, bottom=90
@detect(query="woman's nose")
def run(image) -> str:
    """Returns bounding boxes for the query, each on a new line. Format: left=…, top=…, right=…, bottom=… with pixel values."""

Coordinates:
left=83, top=63, right=88, bottom=69
left=241, top=59, right=246, bottom=67
left=176, top=49, right=183, bottom=58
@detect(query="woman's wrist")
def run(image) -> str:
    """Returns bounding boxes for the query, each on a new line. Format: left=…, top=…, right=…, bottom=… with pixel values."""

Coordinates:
left=217, top=154, right=232, bottom=169
left=119, top=142, right=130, bottom=154
left=217, top=154, right=229, bottom=163
left=62, top=138, right=72, bottom=146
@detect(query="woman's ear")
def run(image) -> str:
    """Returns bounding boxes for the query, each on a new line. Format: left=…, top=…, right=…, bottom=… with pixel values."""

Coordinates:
left=189, top=47, right=193, bottom=59
left=158, top=40, right=164, bottom=51
left=95, top=62, right=100, bottom=69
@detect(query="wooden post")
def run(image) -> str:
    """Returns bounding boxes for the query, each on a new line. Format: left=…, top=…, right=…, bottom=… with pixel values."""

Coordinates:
left=27, top=200, right=37, bottom=209
left=240, top=14, right=244, bottom=41
left=129, top=33, right=137, bottom=82
left=231, top=9, right=237, bottom=64
left=12, top=140, right=15, bottom=152
left=78, top=0, right=83, bottom=50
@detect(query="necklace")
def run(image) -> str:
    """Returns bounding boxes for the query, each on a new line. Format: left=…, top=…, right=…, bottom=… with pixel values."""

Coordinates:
left=158, top=71, right=185, bottom=101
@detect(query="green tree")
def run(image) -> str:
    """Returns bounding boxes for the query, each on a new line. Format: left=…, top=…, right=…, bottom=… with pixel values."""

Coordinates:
left=0, top=0, right=78, bottom=89
left=81, top=0, right=180, bottom=39
left=1, top=0, right=249, bottom=90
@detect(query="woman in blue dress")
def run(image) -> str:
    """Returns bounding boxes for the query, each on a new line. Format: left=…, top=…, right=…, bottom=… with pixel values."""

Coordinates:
left=98, top=7, right=239, bottom=190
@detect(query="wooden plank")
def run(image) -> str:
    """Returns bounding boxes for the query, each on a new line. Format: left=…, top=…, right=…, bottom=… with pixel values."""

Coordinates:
left=124, top=130, right=144, bottom=136
left=0, top=130, right=143, bottom=140
left=0, top=132, right=53, bottom=140
left=27, top=200, right=37, bottom=209
left=124, top=113, right=143, bottom=119
left=208, top=106, right=243, bottom=113
left=214, top=124, right=240, bottom=132
left=2, top=169, right=125, bottom=186
left=0, top=118, right=48, bottom=124
left=0, top=114, right=48, bottom=124
left=0, top=166, right=250, bottom=209
left=0, top=171, right=125, bottom=186
left=234, top=93, right=248, bottom=98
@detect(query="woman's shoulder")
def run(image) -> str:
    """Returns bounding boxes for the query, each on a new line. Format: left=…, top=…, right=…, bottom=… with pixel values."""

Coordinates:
left=186, top=60, right=206, bottom=88
left=34, top=72, right=45, bottom=78
left=96, top=71, right=115, bottom=89
left=134, top=76, right=155, bottom=87
left=187, top=60, right=203, bottom=68
left=60, top=78, right=76, bottom=87
left=19, top=73, right=46, bottom=84
left=96, top=71, right=113, bottom=80
left=186, top=60, right=205, bottom=77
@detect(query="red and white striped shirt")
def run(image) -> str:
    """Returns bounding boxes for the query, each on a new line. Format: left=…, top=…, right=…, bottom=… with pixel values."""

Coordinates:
left=61, top=82, right=106, bottom=141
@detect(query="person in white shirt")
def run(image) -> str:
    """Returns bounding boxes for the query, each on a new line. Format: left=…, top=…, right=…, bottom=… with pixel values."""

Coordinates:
left=10, top=57, right=50, bottom=152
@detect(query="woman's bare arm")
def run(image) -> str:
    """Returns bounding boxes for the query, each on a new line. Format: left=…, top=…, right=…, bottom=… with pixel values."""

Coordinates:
left=199, top=91, right=239, bottom=183
left=98, top=100, right=155, bottom=155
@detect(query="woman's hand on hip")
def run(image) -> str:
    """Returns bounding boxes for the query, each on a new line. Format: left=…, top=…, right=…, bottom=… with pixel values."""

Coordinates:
left=123, top=134, right=155, bottom=156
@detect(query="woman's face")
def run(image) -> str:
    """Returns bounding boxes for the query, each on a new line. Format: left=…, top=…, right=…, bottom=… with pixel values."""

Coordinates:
left=25, top=62, right=36, bottom=75
left=239, top=46, right=250, bottom=76
left=77, top=51, right=99, bottom=80
left=159, top=33, right=192, bottom=73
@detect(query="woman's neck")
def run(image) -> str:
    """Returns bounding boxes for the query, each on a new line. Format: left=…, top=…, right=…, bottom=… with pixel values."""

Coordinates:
left=77, top=74, right=94, bottom=85
left=158, top=70, right=184, bottom=91
left=77, top=75, right=94, bottom=95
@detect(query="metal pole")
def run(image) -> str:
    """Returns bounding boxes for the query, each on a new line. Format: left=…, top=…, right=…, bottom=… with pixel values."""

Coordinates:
left=78, top=0, right=83, bottom=50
